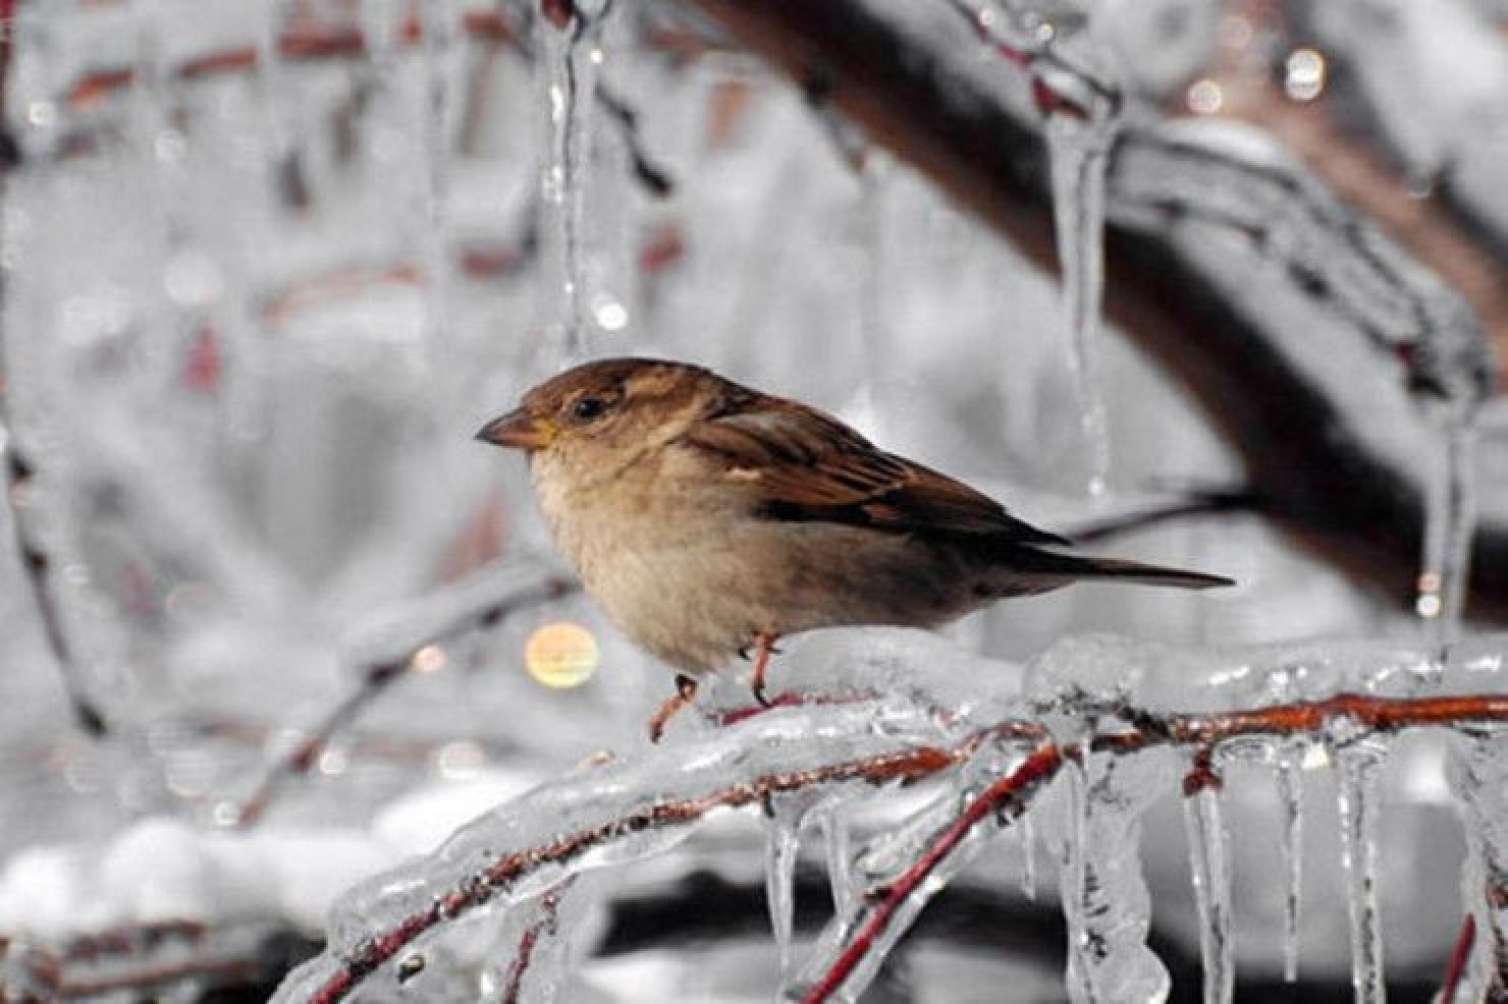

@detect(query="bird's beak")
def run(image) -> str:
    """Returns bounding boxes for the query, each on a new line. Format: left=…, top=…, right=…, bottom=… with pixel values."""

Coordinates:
left=475, top=408, right=557, bottom=451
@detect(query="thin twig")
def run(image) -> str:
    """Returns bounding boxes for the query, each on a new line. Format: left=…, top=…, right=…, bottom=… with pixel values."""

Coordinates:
left=500, top=879, right=573, bottom=1004
left=232, top=572, right=576, bottom=828
left=1440, top=912, right=1476, bottom=1004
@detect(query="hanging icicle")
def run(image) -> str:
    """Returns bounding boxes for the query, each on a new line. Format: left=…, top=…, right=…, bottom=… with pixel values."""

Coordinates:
left=534, top=0, right=612, bottom=363
left=1336, top=737, right=1390, bottom=1004
left=1019, top=809, right=1038, bottom=903
left=416, top=0, right=460, bottom=365
left=1276, top=743, right=1305, bottom=984
left=765, top=801, right=802, bottom=978
left=1043, top=103, right=1117, bottom=498
left=1181, top=755, right=1234, bottom=1004
left=1417, top=398, right=1478, bottom=648
left=819, top=802, right=855, bottom=920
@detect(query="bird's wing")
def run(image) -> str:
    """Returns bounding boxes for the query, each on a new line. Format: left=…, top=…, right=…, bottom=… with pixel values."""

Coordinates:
left=681, top=397, right=1068, bottom=545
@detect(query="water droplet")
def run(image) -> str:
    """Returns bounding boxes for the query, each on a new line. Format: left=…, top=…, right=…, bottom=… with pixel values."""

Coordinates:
left=435, top=740, right=486, bottom=780
left=410, top=644, right=448, bottom=674
left=592, top=297, right=628, bottom=332
left=1188, top=79, right=1224, bottom=115
left=1284, top=49, right=1326, bottom=103
left=26, top=101, right=56, bottom=128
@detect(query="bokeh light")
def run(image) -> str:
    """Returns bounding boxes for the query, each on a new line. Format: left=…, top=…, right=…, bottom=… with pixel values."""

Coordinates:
left=525, top=621, right=600, bottom=689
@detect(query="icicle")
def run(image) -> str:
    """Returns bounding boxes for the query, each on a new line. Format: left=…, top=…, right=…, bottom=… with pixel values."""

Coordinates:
left=819, top=803, right=854, bottom=919
left=1043, top=102, right=1117, bottom=499
left=1275, top=745, right=1304, bottom=984
left=534, top=1, right=609, bottom=363
left=255, top=0, right=307, bottom=209
left=1417, top=399, right=1478, bottom=647
left=1335, top=738, right=1389, bottom=1004
left=1182, top=761, right=1234, bottom=1004
left=765, top=805, right=801, bottom=977
left=479, top=879, right=582, bottom=1004
left=1019, top=809, right=1037, bottom=902
left=416, top=0, right=459, bottom=363
left=1058, top=757, right=1093, bottom=1002
left=1446, top=731, right=1508, bottom=1001
left=1052, top=749, right=1171, bottom=1003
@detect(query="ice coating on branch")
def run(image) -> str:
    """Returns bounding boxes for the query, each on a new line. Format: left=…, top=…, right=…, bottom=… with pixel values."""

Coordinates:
left=1275, top=744, right=1305, bottom=983
left=1053, top=748, right=1172, bottom=1003
left=1181, top=768, right=1234, bottom=1004
left=1110, top=119, right=1495, bottom=408
left=1447, top=730, right=1508, bottom=1000
left=271, top=698, right=950, bottom=1002
left=535, top=0, right=610, bottom=361
left=1335, top=738, right=1389, bottom=1004
left=1023, top=633, right=1471, bottom=715
left=337, top=558, right=569, bottom=670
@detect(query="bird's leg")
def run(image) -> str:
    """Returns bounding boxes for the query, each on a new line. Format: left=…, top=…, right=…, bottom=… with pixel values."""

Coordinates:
left=749, top=631, right=780, bottom=708
left=648, top=673, right=698, bottom=744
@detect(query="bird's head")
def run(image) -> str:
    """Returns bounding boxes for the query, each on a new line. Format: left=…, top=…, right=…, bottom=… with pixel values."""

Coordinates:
left=475, top=357, right=720, bottom=465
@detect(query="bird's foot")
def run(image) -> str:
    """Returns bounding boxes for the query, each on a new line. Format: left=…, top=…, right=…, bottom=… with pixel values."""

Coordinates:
left=649, top=673, right=699, bottom=744
left=749, top=632, right=779, bottom=709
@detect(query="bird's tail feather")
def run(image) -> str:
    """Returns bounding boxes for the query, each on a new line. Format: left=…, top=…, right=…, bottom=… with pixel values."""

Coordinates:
left=1006, top=546, right=1234, bottom=590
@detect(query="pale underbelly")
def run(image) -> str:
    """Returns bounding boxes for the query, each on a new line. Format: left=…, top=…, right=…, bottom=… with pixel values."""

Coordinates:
left=574, top=516, right=992, bottom=673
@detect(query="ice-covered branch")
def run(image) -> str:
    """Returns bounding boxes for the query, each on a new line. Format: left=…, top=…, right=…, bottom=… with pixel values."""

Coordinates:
left=232, top=562, right=576, bottom=828
left=262, top=626, right=1508, bottom=1004
left=270, top=698, right=957, bottom=1004
left=680, top=0, right=1508, bottom=618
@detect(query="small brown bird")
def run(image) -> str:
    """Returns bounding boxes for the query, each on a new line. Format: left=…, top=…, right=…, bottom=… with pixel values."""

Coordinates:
left=477, top=358, right=1231, bottom=739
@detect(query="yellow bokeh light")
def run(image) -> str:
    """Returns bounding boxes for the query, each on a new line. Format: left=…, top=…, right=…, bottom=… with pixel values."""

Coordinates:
left=525, top=621, right=599, bottom=689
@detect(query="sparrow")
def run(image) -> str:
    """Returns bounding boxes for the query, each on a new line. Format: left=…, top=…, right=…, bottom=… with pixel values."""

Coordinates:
left=477, top=358, right=1232, bottom=739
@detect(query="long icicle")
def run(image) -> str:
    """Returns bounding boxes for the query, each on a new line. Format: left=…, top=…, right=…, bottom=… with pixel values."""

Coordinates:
left=535, top=1, right=609, bottom=363
left=1336, top=740, right=1389, bottom=1004
left=1019, top=810, right=1038, bottom=902
left=1059, top=757, right=1094, bottom=1002
left=1182, top=765, right=1234, bottom=1004
left=766, top=804, right=802, bottom=979
left=1044, top=106, right=1116, bottom=498
left=820, top=804, right=854, bottom=920
left=1417, top=399, right=1478, bottom=647
left=1276, top=745, right=1305, bottom=984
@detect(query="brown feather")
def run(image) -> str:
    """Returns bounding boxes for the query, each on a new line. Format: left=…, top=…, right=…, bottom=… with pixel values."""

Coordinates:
left=682, top=390, right=1069, bottom=546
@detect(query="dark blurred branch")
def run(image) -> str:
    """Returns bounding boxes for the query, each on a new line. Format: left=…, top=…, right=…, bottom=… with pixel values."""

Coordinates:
left=0, top=921, right=317, bottom=1003
left=680, top=0, right=1508, bottom=619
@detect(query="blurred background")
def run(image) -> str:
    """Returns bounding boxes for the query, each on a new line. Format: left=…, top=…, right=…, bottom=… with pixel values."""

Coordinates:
left=0, top=0, right=1506, bottom=999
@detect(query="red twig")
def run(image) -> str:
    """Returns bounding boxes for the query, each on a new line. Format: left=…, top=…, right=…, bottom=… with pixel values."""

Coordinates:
left=1441, top=913, right=1476, bottom=1004
left=62, top=11, right=517, bottom=109
left=799, top=743, right=1064, bottom=1002
left=500, top=881, right=570, bottom=1004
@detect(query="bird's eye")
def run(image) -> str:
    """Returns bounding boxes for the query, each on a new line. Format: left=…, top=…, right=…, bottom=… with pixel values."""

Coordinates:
left=572, top=396, right=609, bottom=421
